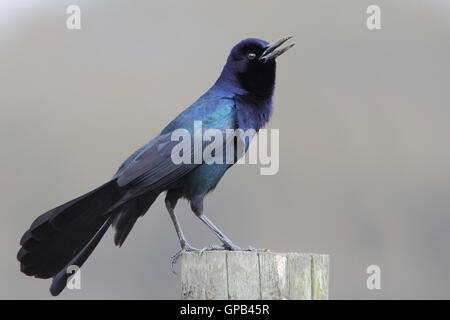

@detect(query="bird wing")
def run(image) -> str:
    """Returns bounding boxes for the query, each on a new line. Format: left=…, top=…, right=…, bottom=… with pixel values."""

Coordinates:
left=115, top=97, right=236, bottom=192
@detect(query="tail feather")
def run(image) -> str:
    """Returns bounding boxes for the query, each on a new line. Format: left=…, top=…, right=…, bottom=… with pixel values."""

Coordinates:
left=17, top=180, right=124, bottom=279
left=49, top=215, right=114, bottom=296
left=112, top=192, right=158, bottom=247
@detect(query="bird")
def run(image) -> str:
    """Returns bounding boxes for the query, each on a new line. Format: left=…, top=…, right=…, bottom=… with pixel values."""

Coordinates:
left=17, top=36, right=294, bottom=296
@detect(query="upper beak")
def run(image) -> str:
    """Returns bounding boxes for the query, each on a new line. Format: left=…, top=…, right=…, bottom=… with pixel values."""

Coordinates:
left=259, top=35, right=295, bottom=63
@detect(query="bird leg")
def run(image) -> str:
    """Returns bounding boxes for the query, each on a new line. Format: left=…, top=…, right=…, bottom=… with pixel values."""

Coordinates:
left=167, top=197, right=266, bottom=271
left=197, top=215, right=242, bottom=250
left=196, top=215, right=267, bottom=253
left=190, top=199, right=242, bottom=251
left=165, top=192, right=200, bottom=272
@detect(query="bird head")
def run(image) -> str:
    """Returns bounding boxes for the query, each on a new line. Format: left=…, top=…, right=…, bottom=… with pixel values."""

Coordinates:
left=217, top=36, right=295, bottom=98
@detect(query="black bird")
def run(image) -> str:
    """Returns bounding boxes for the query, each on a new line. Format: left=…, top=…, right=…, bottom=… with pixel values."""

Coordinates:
left=17, top=36, right=294, bottom=295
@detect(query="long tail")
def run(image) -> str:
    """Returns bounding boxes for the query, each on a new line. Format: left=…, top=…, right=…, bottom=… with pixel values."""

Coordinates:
left=50, top=214, right=114, bottom=295
left=17, top=180, right=125, bottom=293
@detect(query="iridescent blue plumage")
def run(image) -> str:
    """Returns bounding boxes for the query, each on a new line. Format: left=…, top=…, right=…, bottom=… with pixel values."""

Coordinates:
left=113, top=37, right=288, bottom=261
left=119, top=38, right=278, bottom=204
left=17, top=37, right=294, bottom=294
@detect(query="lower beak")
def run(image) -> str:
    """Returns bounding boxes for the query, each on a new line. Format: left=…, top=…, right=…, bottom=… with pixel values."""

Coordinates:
left=259, top=35, right=295, bottom=63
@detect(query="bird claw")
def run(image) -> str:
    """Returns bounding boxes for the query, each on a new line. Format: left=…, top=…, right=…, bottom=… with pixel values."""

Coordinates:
left=199, top=244, right=228, bottom=255
left=198, top=243, right=267, bottom=254
left=170, top=243, right=270, bottom=274
left=170, top=243, right=238, bottom=273
left=170, top=243, right=199, bottom=274
left=246, top=246, right=270, bottom=252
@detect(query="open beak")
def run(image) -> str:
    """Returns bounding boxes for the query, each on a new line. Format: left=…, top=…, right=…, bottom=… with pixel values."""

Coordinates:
left=259, top=35, right=295, bottom=63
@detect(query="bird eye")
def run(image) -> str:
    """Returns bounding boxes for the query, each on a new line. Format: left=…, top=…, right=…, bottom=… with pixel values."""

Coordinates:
left=247, top=53, right=256, bottom=60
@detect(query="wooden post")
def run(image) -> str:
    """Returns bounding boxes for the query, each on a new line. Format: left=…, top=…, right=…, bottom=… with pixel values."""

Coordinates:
left=181, top=251, right=329, bottom=300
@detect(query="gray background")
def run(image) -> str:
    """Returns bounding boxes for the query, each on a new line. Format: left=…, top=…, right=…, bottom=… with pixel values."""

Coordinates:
left=1, top=0, right=449, bottom=299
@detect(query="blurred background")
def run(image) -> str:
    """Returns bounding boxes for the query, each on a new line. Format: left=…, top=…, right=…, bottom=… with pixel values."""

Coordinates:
left=1, top=0, right=449, bottom=299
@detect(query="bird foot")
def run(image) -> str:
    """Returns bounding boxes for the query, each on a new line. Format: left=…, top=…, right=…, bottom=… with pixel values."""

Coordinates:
left=171, top=244, right=230, bottom=271
left=199, top=244, right=231, bottom=255
left=221, top=241, right=270, bottom=253
left=170, top=243, right=200, bottom=273
left=198, top=241, right=245, bottom=253
left=170, top=243, right=270, bottom=273
left=199, top=243, right=269, bottom=254
left=245, top=246, right=270, bottom=252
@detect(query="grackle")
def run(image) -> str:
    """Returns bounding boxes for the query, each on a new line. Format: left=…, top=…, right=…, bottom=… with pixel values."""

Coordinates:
left=17, top=36, right=294, bottom=295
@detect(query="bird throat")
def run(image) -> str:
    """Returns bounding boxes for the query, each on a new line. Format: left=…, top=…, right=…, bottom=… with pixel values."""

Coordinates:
left=237, top=62, right=276, bottom=100
left=235, top=94, right=273, bottom=132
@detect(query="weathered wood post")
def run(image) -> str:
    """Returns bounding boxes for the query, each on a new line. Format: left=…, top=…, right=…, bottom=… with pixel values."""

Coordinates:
left=181, top=251, right=329, bottom=300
